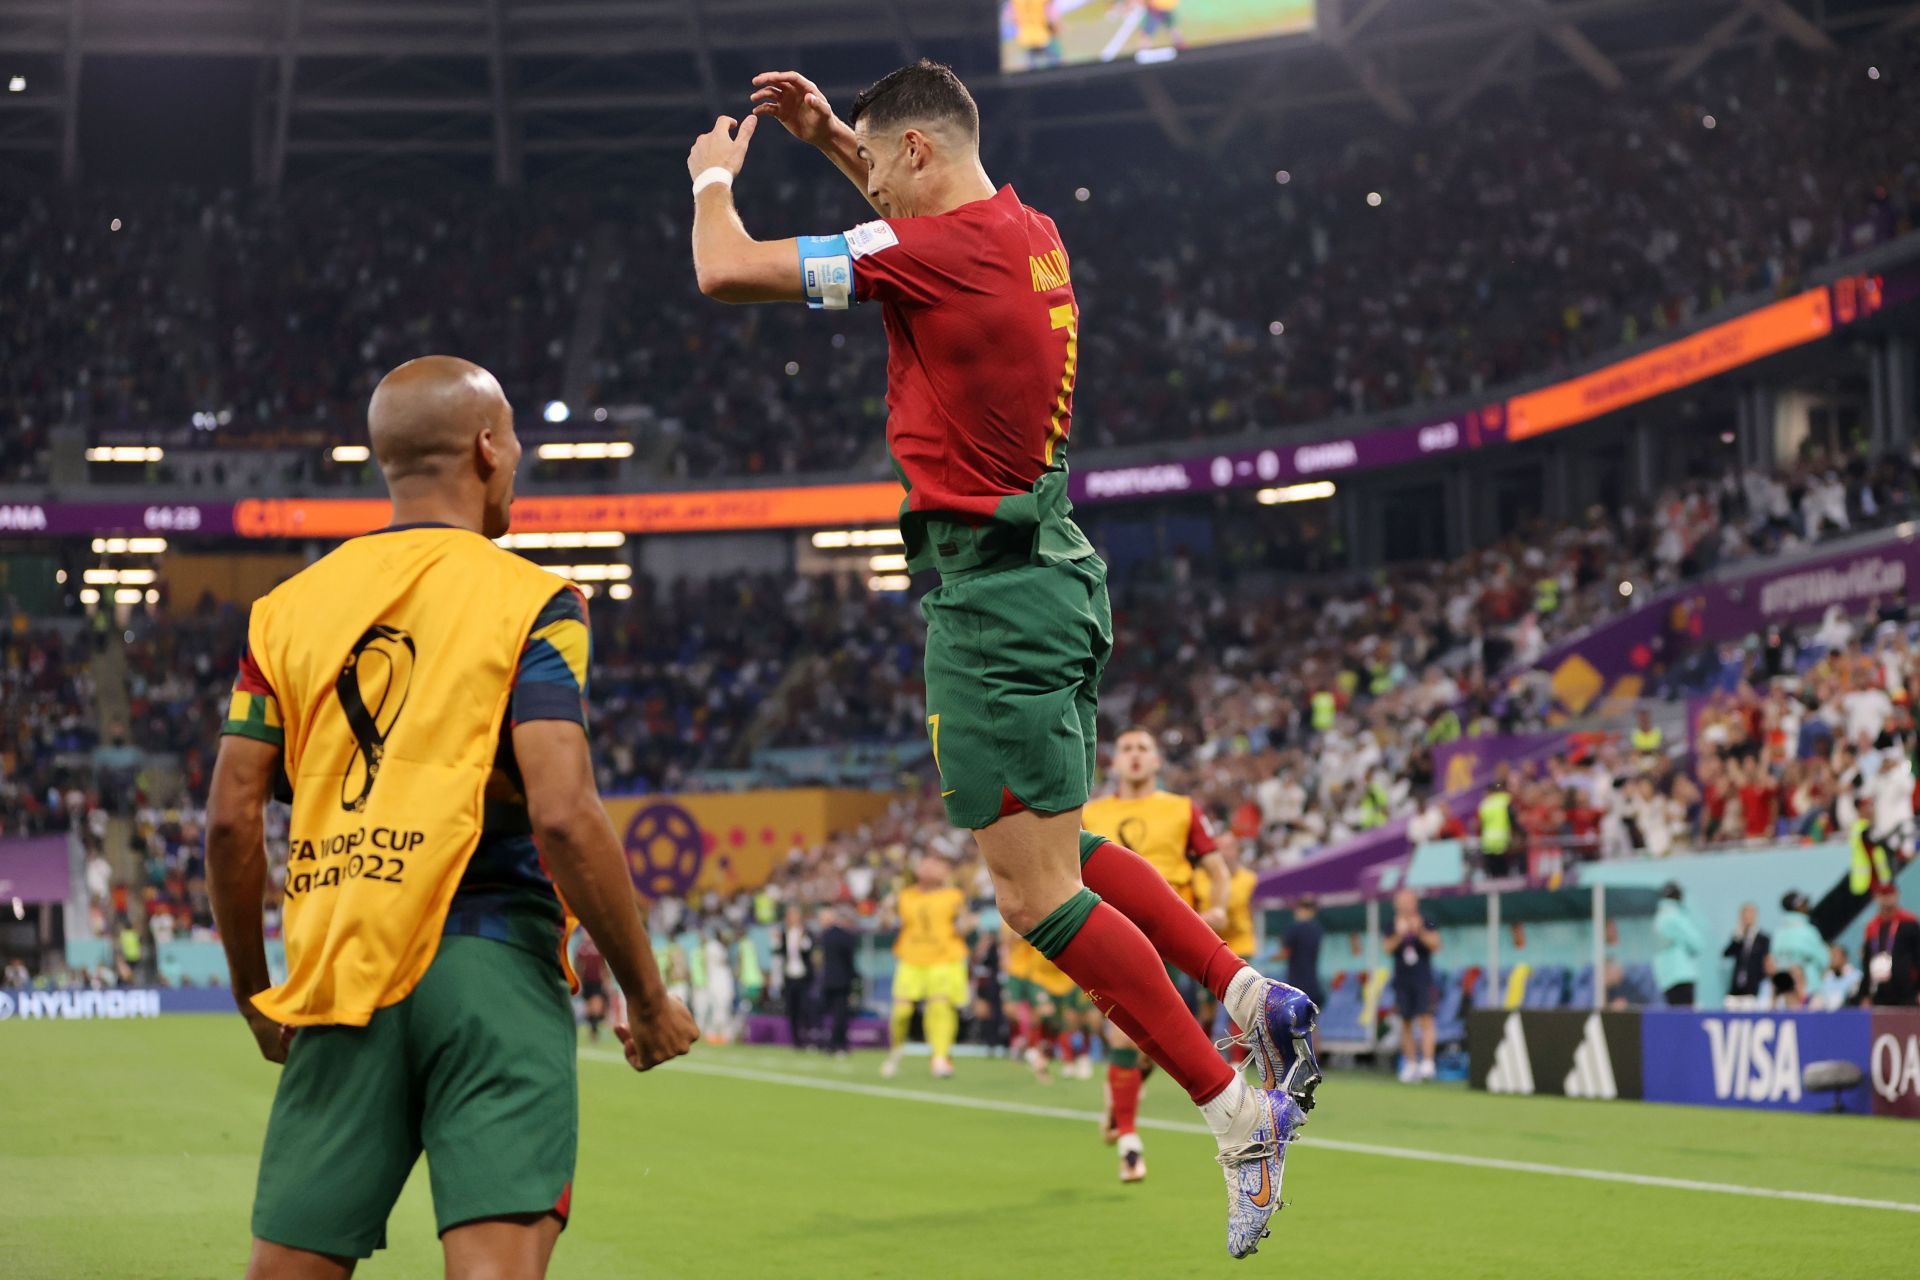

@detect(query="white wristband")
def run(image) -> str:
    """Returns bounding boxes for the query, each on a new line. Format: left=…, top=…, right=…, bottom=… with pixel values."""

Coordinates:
left=692, top=167, right=734, bottom=196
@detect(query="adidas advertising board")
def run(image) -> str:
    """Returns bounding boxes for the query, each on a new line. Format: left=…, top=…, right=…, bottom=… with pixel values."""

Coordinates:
left=1468, top=1011, right=1643, bottom=1100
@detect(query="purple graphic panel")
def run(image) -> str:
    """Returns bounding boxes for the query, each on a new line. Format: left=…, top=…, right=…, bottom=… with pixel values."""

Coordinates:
left=1533, top=531, right=1920, bottom=686
left=0, top=502, right=233, bottom=537
left=0, top=836, right=71, bottom=904
left=1070, top=409, right=1497, bottom=506
left=1432, top=733, right=1567, bottom=795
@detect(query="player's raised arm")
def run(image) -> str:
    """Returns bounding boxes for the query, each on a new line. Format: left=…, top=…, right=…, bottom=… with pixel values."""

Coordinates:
left=749, top=70, right=883, bottom=214
left=687, top=115, right=809, bottom=305
left=514, top=718, right=699, bottom=1070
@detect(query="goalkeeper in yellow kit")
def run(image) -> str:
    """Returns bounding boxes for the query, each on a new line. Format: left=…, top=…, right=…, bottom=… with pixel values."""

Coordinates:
left=882, top=852, right=975, bottom=1079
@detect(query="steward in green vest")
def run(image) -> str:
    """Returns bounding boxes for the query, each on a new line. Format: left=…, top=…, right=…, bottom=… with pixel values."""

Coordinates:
left=1479, top=788, right=1513, bottom=858
left=1850, top=817, right=1894, bottom=895
left=1424, top=708, right=1462, bottom=746
left=1630, top=710, right=1663, bottom=756
left=1534, top=576, right=1560, bottom=616
left=1360, top=778, right=1390, bottom=829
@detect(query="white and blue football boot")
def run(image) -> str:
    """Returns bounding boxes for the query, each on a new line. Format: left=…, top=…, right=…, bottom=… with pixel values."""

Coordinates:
left=1217, top=1085, right=1307, bottom=1259
left=1228, top=978, right=1322, bottom=1111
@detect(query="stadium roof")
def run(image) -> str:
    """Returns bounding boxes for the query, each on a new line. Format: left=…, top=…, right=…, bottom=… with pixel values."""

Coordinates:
left=0, top=0, right=1914, bottom=183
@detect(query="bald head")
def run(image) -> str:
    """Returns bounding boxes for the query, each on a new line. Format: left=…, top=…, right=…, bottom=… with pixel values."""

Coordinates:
left=367, top=356, right=510, bottom=481
left=365, top=356, right=521, bottom=538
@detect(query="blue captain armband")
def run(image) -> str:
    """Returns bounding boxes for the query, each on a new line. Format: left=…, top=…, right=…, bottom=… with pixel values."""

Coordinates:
left=797, top=234, right=854, bottom=310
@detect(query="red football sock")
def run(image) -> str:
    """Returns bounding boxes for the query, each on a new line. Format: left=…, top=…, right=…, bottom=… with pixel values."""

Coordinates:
left=1083, top=841, right=1248, bottom=1000
left=1102, top=1005, right=1165, bottom=1073
left=1051, top=902, right=1236, bottom=1105
left=1108, top=1064, right=1143, bottom=1136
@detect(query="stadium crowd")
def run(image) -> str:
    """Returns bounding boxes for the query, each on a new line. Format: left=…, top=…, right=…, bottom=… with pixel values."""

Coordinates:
left=52, top=432, right=1920, bottom=880
left=0, top=623, right=103, bottom=838
left=3, top=45, right=1917, bottom=484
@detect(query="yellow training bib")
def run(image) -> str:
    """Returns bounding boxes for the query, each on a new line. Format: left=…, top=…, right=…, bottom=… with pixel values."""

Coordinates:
left=247, top=527, right=569, bottom=1027
left=1193, top=866, right=1259, bottom=957
left=896, top=885, right=967, bottom=967
left=1084, top=789, right=1210, bottom=898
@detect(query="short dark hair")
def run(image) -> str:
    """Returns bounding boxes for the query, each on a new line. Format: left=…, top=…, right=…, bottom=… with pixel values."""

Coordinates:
left=848, top=59, right=979, bottom=142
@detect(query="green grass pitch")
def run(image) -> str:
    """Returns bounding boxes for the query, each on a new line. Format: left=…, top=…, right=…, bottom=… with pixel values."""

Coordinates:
left=4, top=1018, right=1915, bottom=1278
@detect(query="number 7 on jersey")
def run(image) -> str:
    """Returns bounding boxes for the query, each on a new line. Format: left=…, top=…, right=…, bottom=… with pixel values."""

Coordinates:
left=1045, top=302, right=1078, bottom=465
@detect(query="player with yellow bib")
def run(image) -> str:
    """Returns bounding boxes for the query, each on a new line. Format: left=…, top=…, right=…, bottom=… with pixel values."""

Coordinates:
left=882, top=851, right=974, bottom=1079
left=1084, top=728, right=1228, bottom=923
left=205, top=357, right=695, bottom=1276
left=1191, top=835, right=1259, bottom=962
left=1007, top=932, right=1095, bottom=1082
left=1192, top=830, right=1262, bottom=1055
left=1082, top=727, right=1230, bottom=1183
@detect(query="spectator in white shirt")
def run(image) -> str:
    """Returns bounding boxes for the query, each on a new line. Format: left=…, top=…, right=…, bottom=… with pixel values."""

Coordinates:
left=1870, top=751, right=1915, bottom=850
left=1814, top=605, right=1854, bottom=652
left=1842, top=683, right=1893, bottom=746
left=85, top=851, right=111, bottom=904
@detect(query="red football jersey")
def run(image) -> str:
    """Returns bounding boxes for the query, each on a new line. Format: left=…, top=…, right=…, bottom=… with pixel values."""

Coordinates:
left=844, top=185, right=1079, bottom=531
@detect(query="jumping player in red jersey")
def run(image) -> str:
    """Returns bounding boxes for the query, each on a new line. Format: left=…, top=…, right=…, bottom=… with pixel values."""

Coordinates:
left=685, top=61, right=1318, bottom=1258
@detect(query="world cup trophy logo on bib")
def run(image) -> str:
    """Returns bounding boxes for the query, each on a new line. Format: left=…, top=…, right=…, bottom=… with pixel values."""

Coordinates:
left=335, top=624, right=416, bottom=813
left=622, top=802, right=706, bottom=899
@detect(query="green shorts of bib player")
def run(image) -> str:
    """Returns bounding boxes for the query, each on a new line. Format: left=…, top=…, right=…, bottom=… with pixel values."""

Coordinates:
left=251, top=935, right=578, bottom=1259
left=921, top=546, right=1113, bottom=831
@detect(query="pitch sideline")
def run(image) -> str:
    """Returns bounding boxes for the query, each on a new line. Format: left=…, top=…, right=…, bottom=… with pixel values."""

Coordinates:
left=580, top=1049, right=1920, bottom=1216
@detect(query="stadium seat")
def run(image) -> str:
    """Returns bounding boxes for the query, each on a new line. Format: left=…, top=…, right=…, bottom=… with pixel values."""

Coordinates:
left=1432, top=971, right=1468, bottom=1045
left=1370, top=966, right=1396, bottom=1018
left=1316, top=971, right=1375, bottom=1052
left=1569, top=965, right=1597, bottom=1008
left=1523, top=965, right=1568, bottom=1010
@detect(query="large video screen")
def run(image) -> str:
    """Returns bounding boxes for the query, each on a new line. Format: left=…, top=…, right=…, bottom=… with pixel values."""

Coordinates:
left=1001, top=0, right=1316, bottom=73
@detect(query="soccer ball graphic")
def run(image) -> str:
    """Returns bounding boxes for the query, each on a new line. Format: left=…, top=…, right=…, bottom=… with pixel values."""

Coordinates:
left=622, top=802, right=706, bottom=899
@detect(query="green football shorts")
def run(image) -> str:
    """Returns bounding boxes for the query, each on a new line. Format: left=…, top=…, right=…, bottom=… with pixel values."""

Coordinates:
left=251, top=935, right=578, bottom=1259
left=921, top=553, right=1112, bottom=829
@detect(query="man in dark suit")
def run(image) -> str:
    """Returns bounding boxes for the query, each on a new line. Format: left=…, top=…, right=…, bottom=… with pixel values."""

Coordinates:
left=1723, top=902, right=1771, bottom=1001
left=818, top=906, right=861, bottom=1057
left=1861, top=882, right=1920, bottom=1006
left=771, top=903, right=816, bottom=1049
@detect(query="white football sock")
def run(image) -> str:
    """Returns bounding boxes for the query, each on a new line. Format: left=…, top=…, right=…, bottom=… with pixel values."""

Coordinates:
left=1200, top=1074, right=1251, bottom=1143
left=1223, top=965, right=1265, bottom=1031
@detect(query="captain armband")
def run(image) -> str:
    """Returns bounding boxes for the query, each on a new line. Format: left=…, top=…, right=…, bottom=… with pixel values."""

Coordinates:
left=797, top=234, right=854, bottom=311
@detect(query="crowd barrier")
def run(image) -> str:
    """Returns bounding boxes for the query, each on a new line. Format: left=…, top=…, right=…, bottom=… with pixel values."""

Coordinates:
left=1469, top=1008, right=1920, bottom=1119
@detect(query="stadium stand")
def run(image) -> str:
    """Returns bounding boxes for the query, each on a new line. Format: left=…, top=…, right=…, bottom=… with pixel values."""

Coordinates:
left=4, top=43, right=1918, bottom=483
left=37, top=433, right=1920, bottom=890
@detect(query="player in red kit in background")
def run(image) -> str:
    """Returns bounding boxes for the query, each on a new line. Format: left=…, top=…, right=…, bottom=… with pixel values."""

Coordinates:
left=576, top=932, right=609, bottom=1043
left=684, top=60, right=1318, bottom=1258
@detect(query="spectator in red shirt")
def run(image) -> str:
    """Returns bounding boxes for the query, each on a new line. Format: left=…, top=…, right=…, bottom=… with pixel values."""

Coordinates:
left=1736, top=758, right=1778, bottom=839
